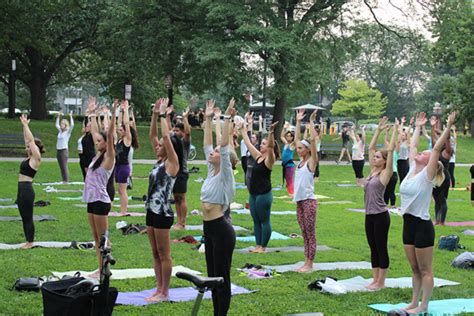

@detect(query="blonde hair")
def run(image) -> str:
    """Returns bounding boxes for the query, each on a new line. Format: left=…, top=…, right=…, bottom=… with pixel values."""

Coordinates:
left=433, top=161, right=446, bottom=187
left=61, top=119, right=70, bottom=130
left=229, top=149, right=239, bottom=170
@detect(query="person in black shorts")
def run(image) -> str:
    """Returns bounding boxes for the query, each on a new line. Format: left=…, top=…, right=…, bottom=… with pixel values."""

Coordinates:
left=336, top=124, right=352, bottom=164
left=171, top=107, right=192, bottom=230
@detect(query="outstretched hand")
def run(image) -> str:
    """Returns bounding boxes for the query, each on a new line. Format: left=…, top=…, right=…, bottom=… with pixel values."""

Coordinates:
left=205, top=100, right=215, bottom=118
left=415, top=112, right=427, bottom=127
left=225, top=98, right=236, bottom=116
left=183, top=107, right=190, bottom=118
left=430, top=115, right=438, bottom=127
left=377, top=116, right=389, bottom=131
left=296, top=109, right=305, bottom=122
left=20, top=114, right=29, bottom=126
left=446, top=112, right=456, bottom=127
left=309, top=110, right=317, bottom=123
left=269, top=121, right=279, bottom=132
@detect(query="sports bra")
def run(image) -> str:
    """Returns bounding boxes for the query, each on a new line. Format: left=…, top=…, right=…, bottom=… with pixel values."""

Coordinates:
left=20, top=159, right=37, bottom=178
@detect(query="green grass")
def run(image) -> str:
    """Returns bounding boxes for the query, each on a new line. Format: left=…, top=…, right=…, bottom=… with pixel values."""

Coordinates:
left=1, top=117, right=473, bottom=163
left=0, top=161, right=473, bottom=315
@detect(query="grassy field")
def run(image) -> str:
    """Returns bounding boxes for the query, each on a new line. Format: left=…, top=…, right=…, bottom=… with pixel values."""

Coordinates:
left=0, top=161, right=472, bottom=315
left=1, top=117, right=473, bottom=163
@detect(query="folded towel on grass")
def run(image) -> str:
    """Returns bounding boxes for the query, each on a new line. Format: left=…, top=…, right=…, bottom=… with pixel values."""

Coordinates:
left=368, top=298, right=474, bottom=315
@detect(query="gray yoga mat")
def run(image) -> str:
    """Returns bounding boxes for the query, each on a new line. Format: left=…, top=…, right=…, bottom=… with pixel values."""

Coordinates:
left=236, top=245, right=332, bottom=253
left=265, top=261, right=372, bottom=273
left=318, top=276, right=459, bottom=294
left=0, top=204, right=17, bottom=209
left=0, top=241, right=94, bottom=250
left=0, top=198, right=13, bottom=202
left=0, top=215, right=56, bottom=221
left=319, top=201, right=354, bottom=205
left=231, top=208, right=296, bottom=215
left=186, top=224, right=248, bottom=232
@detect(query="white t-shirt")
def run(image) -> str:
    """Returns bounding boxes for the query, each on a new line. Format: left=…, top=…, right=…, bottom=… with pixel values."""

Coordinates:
left=293, top=160, right=315, bottom=202
left=400, top=162, right=436, bottom=220
left=200, top=145, right=236, bottom=207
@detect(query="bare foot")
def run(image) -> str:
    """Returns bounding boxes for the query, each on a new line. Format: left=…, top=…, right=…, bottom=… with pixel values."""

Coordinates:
left=21, top=242, right=34, bottom=249
left=86, top=271, right=100, bottom=279
left=364, top=281, right=377, bottom=289
left=249, top=246, right=262, bottom=253
left=406, top=306, right=427, bottom=315
left=366, top=283, right=385, bottom=291
left=145, top=289, right=162, bottom=300
left=145, top=293, right=169, bottom=302
left=401, top=303, right=419, bottom=311
left=295, top=265, right=313, bottom=273
left=171, top=223, right=185, bottom=231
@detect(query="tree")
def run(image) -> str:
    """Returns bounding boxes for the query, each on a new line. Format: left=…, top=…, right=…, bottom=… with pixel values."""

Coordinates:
left=331, top=79, right=386, bottom=124
left=0, top=2, right=105, bottom=119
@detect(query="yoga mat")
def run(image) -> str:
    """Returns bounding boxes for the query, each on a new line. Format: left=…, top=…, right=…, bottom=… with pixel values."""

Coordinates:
left=113, top=204, right=145, bottom=209
left=444, top=221, right=474, bottom=227
left=336, top=184, right=356, bottom=187
left=231, top=208, right=296, bottom=215
left=463, top=230, right=474, bottom=236
left=195, top=231, right=290, bottom=242
left=265, top=261, right=372, bottom=273
left=0, top=204, right=17, bottom=209
left=236, top=245, right=332, bottom=253
left=0, top=241, right=94, bottom=250
left=0, top=215, right=56, bottom=221
left=347, top=208, right=365, bottom=213
left=44, top=186, right=82, bottom=193
left=319, top=201, right=354, bottom=205
left=235, top=184, right=247, bottom=189
left=368, top=298, right=474, bottom=315
left=59, top=196, right=83, bottom=201
left=347, top=208, right=402, bottom=216
left=36, top=181, right=85, bottom=186
left=318, top=276, right=459, bottom=294
left=116, top=283, right=253, bottom=306
left=0, top=198, right=13, bottom=202
left=185, top=224, right=248, bottom=232
left=287, top=313, right=323, bottom=316
left=52, top=265, right=201, bottom=280
left=108, top=212, right=145, bottom=217
left=274, top=194, right=331, bottom=200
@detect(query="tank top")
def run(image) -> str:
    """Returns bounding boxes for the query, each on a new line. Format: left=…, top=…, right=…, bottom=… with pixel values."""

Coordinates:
left=81, top=133, right=95, bottom=158
left=115, top=140, right=131, bottom=165
left=293, top=160, right=315, bottom=202
left=342, top=130, right=350, bottom=143
left=352, top=140, right=365, bottom=160
left=83, top=156, right=113, bottom=203
left=281, top=144, right=295, bottom=167
left=364, top=174, right=388, bottom=215
left=146, top=161, right=176, bottom=217
left=19, top=159, right=37, bottom=178
left=398, top=142, right=409, bottom=160
left=249, top=158, right=272, bottom=195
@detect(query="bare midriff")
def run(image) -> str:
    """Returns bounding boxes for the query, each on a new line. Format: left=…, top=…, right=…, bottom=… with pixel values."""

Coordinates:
left=18, top=175, right=33, bottom=182
left=201, top=202, right=224, bottom=221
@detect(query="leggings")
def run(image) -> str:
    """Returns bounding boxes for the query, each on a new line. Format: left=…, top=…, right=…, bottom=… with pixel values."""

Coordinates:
left=433, top=171, right=450, bottom=223
left=448, top=162, right=455, bottom=188
left=365, top=211, right=390, bottom=269
left=284, top=165, right=295, bottom=195
left=56, top=149, right=69, bottom=182
left=384, top=172, right=398, bottom=206
left=397, top=159, right=409, bottom=184
left=17, top=182, right=35, bottom=242
left=296, top=199, right=318, bottom=260
left=204, top=216, right=236, bottom=316
left=79, top=154, right=94, bottom=180
left=241, top=156, right=248, bottom=178
left=249, top=191, right=273, bottom=247
left=352, top=159, right=365, bottom=179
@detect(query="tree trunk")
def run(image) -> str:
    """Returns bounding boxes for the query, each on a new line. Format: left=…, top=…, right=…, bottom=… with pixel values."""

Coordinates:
left=273, top=96, right=286, bottom=142
left=29, top=76, right=48, bottom=119
left=470, top=119, right=474, bottom=138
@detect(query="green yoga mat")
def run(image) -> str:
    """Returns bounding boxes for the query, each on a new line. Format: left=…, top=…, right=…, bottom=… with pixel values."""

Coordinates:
left=369, top=298, right=474, bottom=315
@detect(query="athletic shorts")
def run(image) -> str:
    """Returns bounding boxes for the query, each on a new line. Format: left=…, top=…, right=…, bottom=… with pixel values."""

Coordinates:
left=342, top=141, right=350, bottom=149
left=173, top=172, right=189, bottom=194
left=352, top=159, right=365, bottom=179
left=403, top=213, right=435, bottom=248
left=146, top=210, right=174, bottom=229
left=87, top=201, right=111, bottom=216
left=115, top=163, right=131, bottom=184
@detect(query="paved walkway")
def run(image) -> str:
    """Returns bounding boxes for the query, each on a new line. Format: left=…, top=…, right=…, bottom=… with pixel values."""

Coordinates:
left=1, top=157, right=473, bottom=166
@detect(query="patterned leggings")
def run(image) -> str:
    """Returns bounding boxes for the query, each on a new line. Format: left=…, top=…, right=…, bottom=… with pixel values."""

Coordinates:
left=296, top=199, right=318, bottom=260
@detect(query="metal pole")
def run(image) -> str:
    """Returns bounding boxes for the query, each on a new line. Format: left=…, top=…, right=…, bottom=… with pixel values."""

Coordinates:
left=8, top=60, right=16, bottom=118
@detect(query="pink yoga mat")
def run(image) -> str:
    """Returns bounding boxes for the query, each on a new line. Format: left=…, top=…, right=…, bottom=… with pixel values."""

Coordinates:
left=108, top=212, right=145, bottom=217
left=444, top=221, right=474, bottom=227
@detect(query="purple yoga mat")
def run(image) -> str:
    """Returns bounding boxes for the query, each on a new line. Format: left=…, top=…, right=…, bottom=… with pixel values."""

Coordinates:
left=116, top=284, right=253, bottom=306
left=463, top=230, right=474, bottom=236
left=444, top=221, right=474, bottom=227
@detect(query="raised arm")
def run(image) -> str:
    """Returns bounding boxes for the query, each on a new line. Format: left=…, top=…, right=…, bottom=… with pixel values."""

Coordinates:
left=280, top=122, right=290, bottom=144
left=307, top=110, right=319, bottom=172
left=295, top=109, right=305, bottom=145
left=55, top=113, right=61, bottom=131
left=103, top=102, right=117, bottom=170
left=20, top=115, right=41, bottom=164
left=203, top=100, right=215, bottom=147
left=67, top=112, right=74, bottom=136
left=221, top=98, right=235, bottom=147
left=264, top=121, right=278, bottom=169
left=87, top=97, right=100, bottom=143
left=150, top=99, right=161, bottom=154
left=379, top=120, right=398, bottom=186
left=239, top=119, right=261, bottom=160
left=349, top=125, right=357, bottom=142
left=409, top=112, right=427, bottom=162
left=427, top=112, right=456, bottom=180
left=165, top=104, right=174, bottom=131
left=159, top=99, right=179, bottom=177
left=214, top=107, right=222, bottom=145
left=361, top=125, right=366, bottom=143
left=369, top=117, right=388, bottom=167
left=182, top=107, right=191, bottom=142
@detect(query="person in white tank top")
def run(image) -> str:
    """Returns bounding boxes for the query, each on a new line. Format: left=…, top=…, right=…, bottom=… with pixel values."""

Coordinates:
left=293, top=109, right=319, bottom=272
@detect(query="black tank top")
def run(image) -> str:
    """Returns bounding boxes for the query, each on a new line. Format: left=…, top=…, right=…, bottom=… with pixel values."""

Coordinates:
left=342, top=130, right=349, bottom=143
left=249, top=158, right=272, bottom=195
left=81, top=133, right=95, bottom=158
left=470, top=165, right=474, bottom=178
left=19, top=159, right=37, bottom=178
left=115, top=140, right=130, bottom=165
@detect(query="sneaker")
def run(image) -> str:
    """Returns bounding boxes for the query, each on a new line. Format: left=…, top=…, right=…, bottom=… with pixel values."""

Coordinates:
left=335, top=160, right=340, bottom=165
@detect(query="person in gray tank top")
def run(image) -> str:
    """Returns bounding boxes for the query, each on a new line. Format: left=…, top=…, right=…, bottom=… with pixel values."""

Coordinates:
left=364, top=116, right=398, bottom=290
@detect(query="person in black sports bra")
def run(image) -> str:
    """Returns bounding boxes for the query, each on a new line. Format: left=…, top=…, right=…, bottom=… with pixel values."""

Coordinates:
left=18, top=114, right=44, bottom=249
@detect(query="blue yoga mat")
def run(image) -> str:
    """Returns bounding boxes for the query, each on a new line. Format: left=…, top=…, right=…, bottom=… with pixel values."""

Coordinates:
left=369, top=298, right=474, bottom=315
left=195, top=231, right=290, bottom=242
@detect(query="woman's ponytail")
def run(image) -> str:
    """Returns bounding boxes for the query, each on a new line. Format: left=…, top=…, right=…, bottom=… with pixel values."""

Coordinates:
left=434, top=161, right=445, bottom=187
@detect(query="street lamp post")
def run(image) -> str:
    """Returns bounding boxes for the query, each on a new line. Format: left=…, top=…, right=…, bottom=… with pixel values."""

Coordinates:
left=8, top=59, right=16, bottom=118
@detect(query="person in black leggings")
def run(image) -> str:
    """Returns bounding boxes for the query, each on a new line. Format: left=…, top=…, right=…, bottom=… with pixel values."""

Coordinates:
left=18, top=114, right=44, bottom=249
left=383, top=127, right=398, bottom=208
left=78, top=119, right=95, bottom=179
left=470, top=165, right=474, bottom=207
